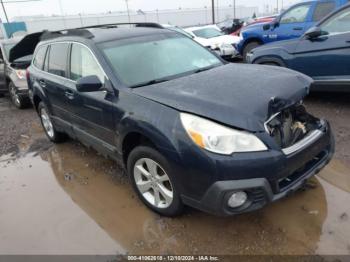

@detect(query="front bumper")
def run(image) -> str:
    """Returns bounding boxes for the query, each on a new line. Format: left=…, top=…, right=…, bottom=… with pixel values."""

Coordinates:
left=180, top=122, right=334, bottom=216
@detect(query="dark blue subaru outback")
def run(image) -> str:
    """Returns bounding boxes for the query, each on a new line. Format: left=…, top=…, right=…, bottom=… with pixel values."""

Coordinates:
left=17, top=23, right=334, bottom=216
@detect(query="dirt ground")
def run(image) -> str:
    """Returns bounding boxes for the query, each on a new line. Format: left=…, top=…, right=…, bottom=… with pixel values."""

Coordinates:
left=0, top=92, right=350, bottom=256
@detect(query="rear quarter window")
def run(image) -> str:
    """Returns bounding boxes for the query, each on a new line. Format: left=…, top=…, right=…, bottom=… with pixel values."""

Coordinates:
left=313, top=2, right=336, bottom=21
left=33, top=45, right=48, bottom=70
left=47, top=43, right=69, bottom=77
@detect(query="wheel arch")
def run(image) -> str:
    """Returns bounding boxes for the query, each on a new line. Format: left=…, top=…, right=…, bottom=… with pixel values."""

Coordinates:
left=253, top=56, right=286, bottom=67
left=119, top=118, right=180, bottom=168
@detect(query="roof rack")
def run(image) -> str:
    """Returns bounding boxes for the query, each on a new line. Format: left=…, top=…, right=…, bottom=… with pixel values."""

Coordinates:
left=76, top=22, right=164, bottom=30
left=41, top=29, right=94, bottom=41
left=39, top=22, right=163, bottom=41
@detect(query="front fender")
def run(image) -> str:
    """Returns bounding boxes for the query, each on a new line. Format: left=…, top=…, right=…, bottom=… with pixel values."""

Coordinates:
left=115, top=94, right=183, bottom=164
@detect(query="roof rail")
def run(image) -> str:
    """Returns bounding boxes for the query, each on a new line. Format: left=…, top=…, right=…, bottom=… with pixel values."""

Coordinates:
left=39, top=22, right=163, bottom=41
left=76, top=22, right=164, bottom=30
left=81, top=22, right=163, bottom=29
left=41, top=29, right=94, bottom=41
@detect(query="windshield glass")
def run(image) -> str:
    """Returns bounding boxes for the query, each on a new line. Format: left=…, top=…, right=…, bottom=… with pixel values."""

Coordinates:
left=99, top=35, right=222, bottom=87
left=3, top=43, right=16, bottom=60
left=192, top=28, right=223, bottom=39
left=168, top=27, right=194, bottom=39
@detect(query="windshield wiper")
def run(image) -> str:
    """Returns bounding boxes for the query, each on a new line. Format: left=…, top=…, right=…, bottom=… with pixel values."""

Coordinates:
left=130, top=78, right=170, bottom=88
left=194, top=65, right=218, bottom=74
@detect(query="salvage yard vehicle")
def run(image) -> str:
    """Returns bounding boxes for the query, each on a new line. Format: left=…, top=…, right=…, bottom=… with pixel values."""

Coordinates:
left=20, top=23, right=334, bottom=216
left=0, top=38, right=31, bottom=108
left=237, top=0, right=349, bottom=61
left=248, top=3, right=350, bottom=92
left=184, top=25, right=240, bottom=59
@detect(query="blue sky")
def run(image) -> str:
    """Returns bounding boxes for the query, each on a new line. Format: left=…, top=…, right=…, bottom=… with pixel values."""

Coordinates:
left=1, top=0, right=303, bottom=20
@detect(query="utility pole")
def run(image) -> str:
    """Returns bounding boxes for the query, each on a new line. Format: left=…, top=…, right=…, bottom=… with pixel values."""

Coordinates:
left=216, top=0, right=219, bottom=22
left=211, top=0, right=215, bottom=24
left=0, top=0, right=8, bottom=23
left=0, top=0, right=41, bottom=24
left=233, top=0, right=236, bottom=19
left=125, top=0, right=131, bottom=23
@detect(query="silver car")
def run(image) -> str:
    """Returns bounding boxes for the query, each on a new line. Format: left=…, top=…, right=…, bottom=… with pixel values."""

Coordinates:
left=0, top=38, right=31, bottom=109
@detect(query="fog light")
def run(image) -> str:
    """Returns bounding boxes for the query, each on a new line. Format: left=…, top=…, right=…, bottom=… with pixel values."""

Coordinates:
left=228, top=191, right=248, bottom=208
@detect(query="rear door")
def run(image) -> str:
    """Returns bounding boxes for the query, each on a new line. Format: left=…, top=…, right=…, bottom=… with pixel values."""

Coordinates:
left=292, top=6, right=350, bottom=84
left=42, top=42, right=72, bottom=123
left=65, top=42, right=116, bottom=149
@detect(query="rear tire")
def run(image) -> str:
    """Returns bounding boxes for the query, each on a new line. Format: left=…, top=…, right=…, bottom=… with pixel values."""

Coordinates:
left=38, top=102, right=66, bottom=143
left=243, top=41, right=261, bottom=62
left=8, top=81, right=30, bottom=109
left=127, top=146, right=184, bottom=217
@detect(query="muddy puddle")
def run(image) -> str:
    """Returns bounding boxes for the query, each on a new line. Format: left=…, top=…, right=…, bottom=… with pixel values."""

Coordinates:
left=0, top=123, right=350, bottom=255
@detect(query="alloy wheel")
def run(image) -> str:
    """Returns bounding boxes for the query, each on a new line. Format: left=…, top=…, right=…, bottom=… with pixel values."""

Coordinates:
left=133, top=158, right=174, bottom=209
left=40, top=108, right=54, bottom=138
left=9, top=83, right=20, bottom=107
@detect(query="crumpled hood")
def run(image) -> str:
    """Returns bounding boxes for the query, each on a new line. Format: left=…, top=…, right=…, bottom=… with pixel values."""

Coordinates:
left=133, top=64, right=312, bottom=132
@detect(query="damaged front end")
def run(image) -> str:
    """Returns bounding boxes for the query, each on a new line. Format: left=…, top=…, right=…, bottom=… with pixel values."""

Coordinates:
left=265, top=103, right=325, bottom=154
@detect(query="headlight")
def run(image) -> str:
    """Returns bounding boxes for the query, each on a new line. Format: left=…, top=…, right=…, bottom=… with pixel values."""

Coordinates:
left=15, top=70, right=26, bottom=80
left=180, top=113, right=267, bottom=155
left=221, top=43, right=233, bottom=49
left=211, top=43, right=220, bottom=49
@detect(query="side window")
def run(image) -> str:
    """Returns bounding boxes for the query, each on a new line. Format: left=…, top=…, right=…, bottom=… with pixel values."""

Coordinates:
left=33, top=45, right=48, bottom=69
left=313, top=2, right=335, bottom=22
left=321, top=8, right=350, bottom=34
left=280, top=4, right=312, bottom=24
left=69, top=43, right=105, bottom=83
left=48, top=43, right=69, bottom=77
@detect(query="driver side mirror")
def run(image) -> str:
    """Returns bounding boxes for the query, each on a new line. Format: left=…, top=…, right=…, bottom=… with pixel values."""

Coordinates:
left=263, top=19, right=279, bottom=31
left=304, top=26, right=325, bottom=39
left=76, top=75, right=103, bottom=92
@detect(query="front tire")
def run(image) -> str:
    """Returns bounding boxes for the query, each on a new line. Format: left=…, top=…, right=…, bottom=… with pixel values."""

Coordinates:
left=8, top=81, right=30, bottom=109
left=38, top=102, right=66, bottom=143
left=243, top=41, right=261, bottom=62
left=127, top=146, right=184, bottom=217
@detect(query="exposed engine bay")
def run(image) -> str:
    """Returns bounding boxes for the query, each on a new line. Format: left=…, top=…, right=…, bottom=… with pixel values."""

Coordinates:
left=265, top=104, right=321, bottom=149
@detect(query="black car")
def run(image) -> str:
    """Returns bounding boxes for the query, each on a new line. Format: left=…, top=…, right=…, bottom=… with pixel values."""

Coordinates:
left=20, top=23, right=334, bottom=216
left=247, top=3, right=350, bottom=92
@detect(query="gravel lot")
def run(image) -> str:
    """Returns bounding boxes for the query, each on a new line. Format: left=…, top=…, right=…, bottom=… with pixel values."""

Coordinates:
left=0, top=92, right=349, bottom=255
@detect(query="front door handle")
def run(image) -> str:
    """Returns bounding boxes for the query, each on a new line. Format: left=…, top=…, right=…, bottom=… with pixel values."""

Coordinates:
left=346, top=40, right=350, bottom=43
left=39, top=79, right=46, bottom=88
left=64, top=89, right=75, bottom=100
left=293, top=27, right=303, bottom=31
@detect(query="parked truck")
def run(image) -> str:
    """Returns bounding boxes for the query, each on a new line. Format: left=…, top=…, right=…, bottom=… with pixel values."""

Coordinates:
left=237, top=0, right=349, bottom=61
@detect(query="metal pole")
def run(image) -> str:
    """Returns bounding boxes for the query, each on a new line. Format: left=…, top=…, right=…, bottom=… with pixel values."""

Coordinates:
left=233, top=0, right=236, bottom=19
left=0, top=0, right=9, bottom=23
left=125, top=0, right=131, bottom=23
left=211, top=0, right=215, bottom=24
left=216, top=0, right=219, bottom=22
left=276, top=0, right=279, bottom=13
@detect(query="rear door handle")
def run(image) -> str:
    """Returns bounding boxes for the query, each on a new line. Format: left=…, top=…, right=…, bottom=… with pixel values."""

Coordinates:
left=39, top=79, right=46, bottom=87
left=293, top=27, right=303, bottom=31
left=64, top=89, right=75, bottom=100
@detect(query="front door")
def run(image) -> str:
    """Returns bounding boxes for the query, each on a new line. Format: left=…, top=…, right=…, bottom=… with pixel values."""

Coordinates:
left=292, top=6, right=350, bottom=83
left=66, top=43, right=117, bottom=150
left=267, top=3, right=314, bottom=43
